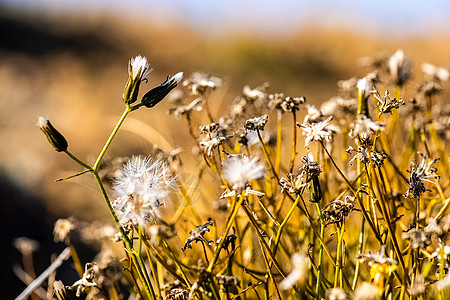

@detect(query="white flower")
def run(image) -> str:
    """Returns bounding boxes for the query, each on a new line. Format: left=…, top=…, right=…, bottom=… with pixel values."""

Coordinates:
left=113, top=156, right=176, bottom=226
left=280, top=253, right=309, bottom=290
left=422, top=63, right=449, bottom=82
left=223, top=155, right=266, bottom=192
left=388, top=49, right=412, bottom=86
left=183, top=72, right=222, bottom=95
left=129, top=55, right=152, bottom=81
left=357, top=77, right=371, bottom=98
left=53, top=218, right=75, bottom=243
left=349, top=116, right=385, bottom=141
left=298, top=116, right=333, bottom=146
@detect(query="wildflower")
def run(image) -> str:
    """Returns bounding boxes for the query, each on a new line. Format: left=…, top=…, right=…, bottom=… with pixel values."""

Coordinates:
left=244, top=114, right=268, bottom=131
left=268, top=93, right=305, bottom=112
left=349, top=115, right=385, bottom=145
left=13, top=237, right=39, bottom=256
left=122, top=55, right=152, bottom=104
left=388, top=49, right=413, bottom=86
left=141, top=72, right=183, bottom=108
left=322, top=196, right=355, bottom=227
left=168, top=98, right=204, bottom=120
left=326, top=288, right=350, bottom=300
left=37, top=117, right=68, bottom=152
left=242, top=84, right=268, bottom=102
left=182, top=221, right=214, bottom=252
left=297, top=116, right=333, bottom=146
left=183, top=72, right=222, bottom=95
left=53, top=218, right=75, bottom=243
left=280, top=253, right=309, bottom=290
left=422, top=63, right=449, bottom=82
left=404, top=153, right=439, bottom=198
left=113, top=156, right=176, bottom=226
left=354, top=282, right=378, bottom=300
left=346, top=146, right=387, bottom=167
left=373, top=89, right=405, bottom=116
left=222, top=155, right=266, bottom=192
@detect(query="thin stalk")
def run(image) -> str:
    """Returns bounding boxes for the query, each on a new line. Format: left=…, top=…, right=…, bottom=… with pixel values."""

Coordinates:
left=138, top=225, right=157, bottom=300
left=206, top=192, right=244, bottom=273
left=289, top=110, right=297, bottom=173
left=68, top=245, right=84, bottom=278
left=258, top=239, right=282, bottom=300
left=63, top=150, right=92, bottom=171
left=93, top=106, right=131, bottom=171
left=257, top=129, right=280, bottom=183
left=315, top=203, right=325, bottom=299
left=275, top=110, right=282, bottom=173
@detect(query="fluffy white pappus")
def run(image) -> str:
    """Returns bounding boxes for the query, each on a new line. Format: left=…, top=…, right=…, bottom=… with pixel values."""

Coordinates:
left=129, top=55, right=152, bottom=81
left=113, top=156, right=176, bottom=226
left=223, top=155, right=266, bottom=191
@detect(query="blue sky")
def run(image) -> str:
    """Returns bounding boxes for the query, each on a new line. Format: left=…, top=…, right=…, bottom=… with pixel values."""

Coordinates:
left=3, top=0, right=450, bottom=37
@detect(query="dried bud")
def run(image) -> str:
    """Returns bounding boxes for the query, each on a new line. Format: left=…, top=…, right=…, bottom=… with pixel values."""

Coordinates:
left=308, top=175, right=322, bottom=203
left=37, top=117, right=68, bottom=152
left=141, top=72, right=183, bottom=108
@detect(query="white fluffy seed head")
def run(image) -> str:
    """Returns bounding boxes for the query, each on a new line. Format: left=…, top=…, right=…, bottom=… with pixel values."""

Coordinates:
left=113, top=156, right=176, bottom=226
left=223, top=156, right=266, bottom=191
left=129, top=55, right=152, bottom=81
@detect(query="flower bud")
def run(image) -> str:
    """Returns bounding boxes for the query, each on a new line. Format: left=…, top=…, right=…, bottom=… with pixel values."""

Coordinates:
left=122, top=55, right=152, bottom=105
left=37, top=117, right=68, bottom=152
left=141, top=72, right=183, bottom=108
left=308, top=175, right=322, bottom=203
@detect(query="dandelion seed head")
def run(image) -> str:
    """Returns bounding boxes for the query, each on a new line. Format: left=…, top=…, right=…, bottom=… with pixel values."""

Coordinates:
left=113, top=156, right=176, bottom=226
left=223, top=155, right=266, bottom=192
left=298, top=116, right=333, bottom=146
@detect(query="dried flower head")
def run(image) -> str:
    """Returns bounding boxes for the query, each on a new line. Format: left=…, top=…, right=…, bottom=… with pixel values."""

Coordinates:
left=373, top=89, right=405, bottom=117
left=222, top=155, right=266, bottom=192
left=321, top=96, right=357, bottom=124
left=242, top=84, right=268, bottom=102
left=349, top=116, right=385, bottom=145
left=299, top=155, right=322, bottom=181
left=72, top=263, right=98, bottom=297
left=168, top=98, right=204, bottom=120
left=303, top=104, right=324, bottom=124
left=417, top=80, right=443, bottom=98
left=183, top=72, right=222, bottom=95
left=279, top=173, right=304, bottom=195
left=13, top=237, right=39, bottom=256
left=404, top=153, right=439, bottom=198
left=53, top=218, right=75, bottom=243
left=279, top=253, right=309, bottom=290
left=388, top=49, right=413, bottom=86
left=244, top=114, right=268, bottom=131
left=358, top=245, right=397, bottom=267
left=165, top=288, right=189, bottom=300
left=268, top=93, right=305, bottom=112
left=297, top=116, right=333, bottom=146
left=182, top=221, right=214, bottom=252
left=346, top=146, right=387, bottom=167
left=113, top=156, right=176, bottom=226
left=200, top=136, right=227, bottom=157
left=322, top=196, right=356, bottom=227
left=422, top=63, right=449, bottom=82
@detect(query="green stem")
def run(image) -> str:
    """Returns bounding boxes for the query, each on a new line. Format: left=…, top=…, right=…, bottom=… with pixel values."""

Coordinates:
left=64, top=150, right=92, bottom=171
left=289, top=110, right=297, bottom=173
left=93, top=106, right=131, bottom=171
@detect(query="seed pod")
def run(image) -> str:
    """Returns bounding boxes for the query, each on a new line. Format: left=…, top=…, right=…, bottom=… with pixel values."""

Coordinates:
left=308, top=175, right=322, bottom=203
left=37, top=117, right=68, bottom=152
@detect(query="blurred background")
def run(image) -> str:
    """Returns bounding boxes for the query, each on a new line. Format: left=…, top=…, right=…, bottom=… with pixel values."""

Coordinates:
left=1, top=0, right=450, bottom=298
